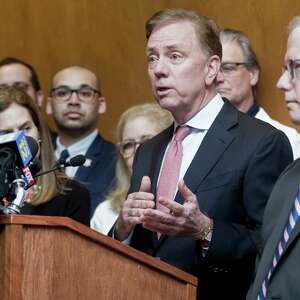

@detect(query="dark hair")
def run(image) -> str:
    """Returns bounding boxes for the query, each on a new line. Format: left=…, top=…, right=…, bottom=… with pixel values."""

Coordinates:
left=0, top=57, right=41, bottom=92
left=145, top=8, right=222, bottom=59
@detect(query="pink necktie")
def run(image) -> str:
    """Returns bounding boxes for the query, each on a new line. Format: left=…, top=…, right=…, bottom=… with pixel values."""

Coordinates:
left=156, top=126, right=191, bottom=213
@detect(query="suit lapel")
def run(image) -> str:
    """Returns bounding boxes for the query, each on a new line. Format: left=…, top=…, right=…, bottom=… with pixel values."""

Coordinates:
left=155, top=101, right=238, bottom=247
left=75, top=135, right=102, bottom=181
left=176, top=100, right=237, bottom=203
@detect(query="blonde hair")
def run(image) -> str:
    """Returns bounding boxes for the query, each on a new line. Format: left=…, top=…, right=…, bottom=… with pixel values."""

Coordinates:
left=0, top=85, right=68, bottom=205
left=108, top=103, right=173, bottom=212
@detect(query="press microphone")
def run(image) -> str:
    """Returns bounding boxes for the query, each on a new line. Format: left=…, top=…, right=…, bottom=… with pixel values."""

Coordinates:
left=0, top=131, right=39, bottom=214
left=0, top=132, right=39, bottom=198
left=64, top=155, right=86, bottom=167
left=35, top=154, right=86, bottom=178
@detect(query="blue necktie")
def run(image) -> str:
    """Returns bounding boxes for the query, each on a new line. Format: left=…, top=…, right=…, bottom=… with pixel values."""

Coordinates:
left=257, top=188, right=300, bottom=299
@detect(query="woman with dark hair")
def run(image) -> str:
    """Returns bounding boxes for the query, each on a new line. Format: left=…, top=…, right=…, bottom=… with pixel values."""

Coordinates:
left=0, top=85, right=90, bottom=225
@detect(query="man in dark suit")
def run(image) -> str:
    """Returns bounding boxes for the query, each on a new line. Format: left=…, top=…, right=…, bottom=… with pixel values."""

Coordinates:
left=47, top=66, right=116, bottom=215
left=113, top=9, right=293, bottom=299
left=247, top=16, right=300, bottom=300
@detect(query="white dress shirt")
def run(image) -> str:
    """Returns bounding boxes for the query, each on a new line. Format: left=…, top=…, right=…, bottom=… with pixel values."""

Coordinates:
left=55, top=129, right=98, bottom=177
left=159, top=93, right=224, bottom=195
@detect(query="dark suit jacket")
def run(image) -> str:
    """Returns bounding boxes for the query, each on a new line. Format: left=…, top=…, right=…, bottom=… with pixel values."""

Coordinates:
left=128, top=100, right=293, bottom=300
left=247, top=159, right=300, bottom=300
left=72, top=134, right=117, bottom=215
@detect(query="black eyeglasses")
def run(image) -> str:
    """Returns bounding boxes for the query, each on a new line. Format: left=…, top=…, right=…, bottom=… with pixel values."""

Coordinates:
left=118, top=135, right=154, bottom=158
left=51, top=86, right=100, bottom=102
left=220, top=62, right=248, bottom=75
left=282, top=59, right=300, bottom=81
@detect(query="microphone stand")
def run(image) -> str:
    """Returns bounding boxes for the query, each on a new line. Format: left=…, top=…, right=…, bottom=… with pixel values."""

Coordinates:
left=2, top=178, right=27, bottom=214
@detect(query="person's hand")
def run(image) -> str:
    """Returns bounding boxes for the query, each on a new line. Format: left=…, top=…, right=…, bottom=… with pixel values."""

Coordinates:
left=140, top=180, right=212, bottom=240
left=115, top=176, right=155, bottom=241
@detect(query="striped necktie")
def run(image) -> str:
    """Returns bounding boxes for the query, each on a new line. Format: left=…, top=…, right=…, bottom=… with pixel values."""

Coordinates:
left=257, top=188, right=300, bottom=300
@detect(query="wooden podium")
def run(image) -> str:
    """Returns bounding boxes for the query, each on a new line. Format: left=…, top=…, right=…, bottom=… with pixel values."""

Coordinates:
left=0, top=215, right=197, bottom=300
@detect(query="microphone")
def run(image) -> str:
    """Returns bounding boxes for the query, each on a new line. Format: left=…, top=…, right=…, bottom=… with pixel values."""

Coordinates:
left=35, top=154, right=86, bottom=178
left=0, top=132, right=39, bottom=214
left=65, top=155, right=86, bottom=167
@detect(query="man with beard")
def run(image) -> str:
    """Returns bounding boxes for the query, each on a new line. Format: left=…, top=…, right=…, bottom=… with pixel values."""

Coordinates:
left=47, top=66, right=116, bottom=215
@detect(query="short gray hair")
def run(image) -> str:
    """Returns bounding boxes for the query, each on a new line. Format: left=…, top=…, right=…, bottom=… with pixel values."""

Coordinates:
left=220, top=28, right=260, bottom=72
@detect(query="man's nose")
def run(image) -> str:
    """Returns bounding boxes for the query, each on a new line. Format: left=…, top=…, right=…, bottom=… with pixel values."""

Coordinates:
left=152, top=58, right=169, bottom=78
left=69, top=91, right=80, bottom=104
left=216, top=68, right=225, bottom=83
left=277, top=71, right=292, bottom=91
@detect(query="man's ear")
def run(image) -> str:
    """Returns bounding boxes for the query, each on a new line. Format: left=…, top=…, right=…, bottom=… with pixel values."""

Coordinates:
left=36, top=91, right=44, bottom=107
left=46, top=97, right=53, bottom=115
left=98, top=96, right=106, bottom=114
left=249, top=68, right=259, bottom=87
left=205, top=55, right=221, bottom=86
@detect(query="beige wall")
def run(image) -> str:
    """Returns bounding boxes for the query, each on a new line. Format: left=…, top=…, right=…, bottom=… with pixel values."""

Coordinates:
left=1, top=0, right=299, bottom=141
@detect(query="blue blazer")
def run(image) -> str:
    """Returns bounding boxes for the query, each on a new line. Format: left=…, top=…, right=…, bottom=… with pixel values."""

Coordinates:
left=74, top=134, right=117, bottom=215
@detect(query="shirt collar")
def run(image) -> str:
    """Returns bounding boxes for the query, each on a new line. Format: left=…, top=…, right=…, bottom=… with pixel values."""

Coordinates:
left=246, top=102, right=259, bottom=117
left=55, top=129, right=98, bottom=157
left=174, top=93, right=224, bottom=131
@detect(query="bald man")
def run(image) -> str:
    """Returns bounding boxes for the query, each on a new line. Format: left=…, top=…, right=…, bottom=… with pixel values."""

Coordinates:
left=47, top=66, right=116, bottom=215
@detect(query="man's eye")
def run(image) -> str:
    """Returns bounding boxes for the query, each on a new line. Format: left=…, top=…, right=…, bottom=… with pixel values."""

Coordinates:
left=56, top=90, right=69, bottom=97
left=170, top=53, right=180, bottom=59
left=222, top=65, right=235, bottom=72
left=148, top=55, right=158, bottom=64
left=79, top=90, right=93, bottom=97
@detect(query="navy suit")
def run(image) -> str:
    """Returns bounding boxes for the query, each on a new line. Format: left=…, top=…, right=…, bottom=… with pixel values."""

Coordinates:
left=71, top=134, right=116, bottom=215
left=127, top=100, right=293, bottom=300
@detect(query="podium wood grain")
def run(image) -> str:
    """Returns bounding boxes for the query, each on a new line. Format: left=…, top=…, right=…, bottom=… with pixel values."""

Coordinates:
left=0, top=215, right=197, bottom=300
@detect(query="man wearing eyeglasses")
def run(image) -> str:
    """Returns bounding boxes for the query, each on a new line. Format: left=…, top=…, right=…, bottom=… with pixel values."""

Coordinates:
left=247, top=17, right=300, bottom=300
left=47, top=66, right=116, bottom=215
left=0, top=57, right=44, bottom=107
left=216, top=29, right=300, bottom=159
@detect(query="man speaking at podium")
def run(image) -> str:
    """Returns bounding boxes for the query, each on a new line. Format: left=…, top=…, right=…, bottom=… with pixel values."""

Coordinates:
left=112, top=9, right=293, bottom=299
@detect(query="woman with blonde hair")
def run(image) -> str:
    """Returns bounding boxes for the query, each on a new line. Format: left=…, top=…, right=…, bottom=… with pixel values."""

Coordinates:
left=91, top=103, right=173, bottom=234
left=0, top=85, right=90, bottom=225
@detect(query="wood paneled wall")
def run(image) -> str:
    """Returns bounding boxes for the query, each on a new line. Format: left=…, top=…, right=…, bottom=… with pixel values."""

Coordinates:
left=0, top=0, right=299, bottom=141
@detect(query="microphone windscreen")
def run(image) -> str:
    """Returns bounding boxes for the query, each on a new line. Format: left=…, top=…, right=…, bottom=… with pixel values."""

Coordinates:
left=25, top=136, right=39, bottom=158
left=69, top=155, right=86, bottom=167
left=28, top=158, right=42, bottom=175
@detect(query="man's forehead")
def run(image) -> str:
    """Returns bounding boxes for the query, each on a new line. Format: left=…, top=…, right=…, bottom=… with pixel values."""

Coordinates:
left=147, top=21, right=198, bottom=50
left=0, top=63, right=31, bottom=83
left=286, top=26, right=300, bottom=60
left=53, top=68, right=97, bottom=88
left=221, top=41, right=244, bottom=61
